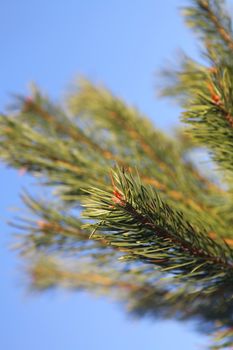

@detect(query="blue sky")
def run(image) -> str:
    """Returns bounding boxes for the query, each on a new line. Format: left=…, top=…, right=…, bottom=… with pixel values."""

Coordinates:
left=1, top=1, right=209, bottom=349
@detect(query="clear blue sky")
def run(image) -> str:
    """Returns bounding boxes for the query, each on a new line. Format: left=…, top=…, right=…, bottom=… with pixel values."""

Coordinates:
left=1, top=1, right=209, bottom=349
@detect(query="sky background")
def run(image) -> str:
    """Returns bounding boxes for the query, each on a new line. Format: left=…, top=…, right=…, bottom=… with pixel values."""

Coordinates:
left=0, top=1, right=212, bottom=349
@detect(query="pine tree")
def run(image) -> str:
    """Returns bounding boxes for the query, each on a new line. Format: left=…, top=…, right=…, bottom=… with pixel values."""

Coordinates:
left=1, top=0, right=233, bottom=348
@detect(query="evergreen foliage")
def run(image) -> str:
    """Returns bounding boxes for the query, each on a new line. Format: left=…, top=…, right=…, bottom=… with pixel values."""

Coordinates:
left=1, top=0, right=233, bottom=348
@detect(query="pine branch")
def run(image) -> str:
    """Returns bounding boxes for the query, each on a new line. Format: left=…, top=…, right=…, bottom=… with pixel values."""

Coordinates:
left=161, top=60, right=233, bottom=182
left=180, top=64, right=233, bottom=178
left=198, top=0, right=233, bottom=51
left=184, top=0, right=233, bottom=56
left=83, top=168, right=233, bottom=292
